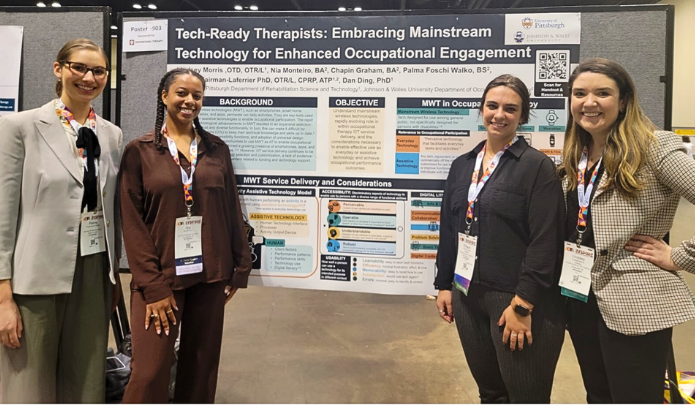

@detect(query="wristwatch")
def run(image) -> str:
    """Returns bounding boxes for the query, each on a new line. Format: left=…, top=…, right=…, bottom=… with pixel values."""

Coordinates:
left=513, top=301, right=532, bottom=317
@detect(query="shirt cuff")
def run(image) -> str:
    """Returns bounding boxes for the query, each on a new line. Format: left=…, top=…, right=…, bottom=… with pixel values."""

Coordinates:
left=142, top=284, right=174, bottom=304
left=434, top=280, right=453, bottom=290
left=228, top=268, right=252, bottom=289
left=514, top=282, right=541, bottom=307
left=672, top=246, right=695, bottom=274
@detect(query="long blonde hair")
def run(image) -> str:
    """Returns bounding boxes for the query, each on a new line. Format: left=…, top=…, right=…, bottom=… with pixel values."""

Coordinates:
left=559, top=58, right=656, bottom=198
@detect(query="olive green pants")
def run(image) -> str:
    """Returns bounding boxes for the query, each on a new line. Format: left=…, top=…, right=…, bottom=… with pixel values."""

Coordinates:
left=0, top=251, right=111, bottom=403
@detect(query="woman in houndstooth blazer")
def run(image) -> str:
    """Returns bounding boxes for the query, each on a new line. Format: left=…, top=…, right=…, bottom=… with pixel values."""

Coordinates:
left=559, top=58, right=695, bottom=403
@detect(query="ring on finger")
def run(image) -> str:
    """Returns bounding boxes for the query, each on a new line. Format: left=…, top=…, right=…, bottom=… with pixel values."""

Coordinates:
left=166, top=310, right=173, bottom=313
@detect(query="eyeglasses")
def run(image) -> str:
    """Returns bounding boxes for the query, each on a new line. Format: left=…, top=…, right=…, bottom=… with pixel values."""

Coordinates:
left=60, top=61, right=109, bottom=79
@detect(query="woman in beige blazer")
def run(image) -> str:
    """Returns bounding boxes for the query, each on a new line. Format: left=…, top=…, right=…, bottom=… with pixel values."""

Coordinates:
left=0, top=38, right=122, bottom=403
left=559, top=58, right=695, bottom=403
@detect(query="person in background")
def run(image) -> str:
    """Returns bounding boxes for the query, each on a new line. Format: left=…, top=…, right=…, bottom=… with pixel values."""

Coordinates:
left=119, top=68, right=252, bottom=403
left=435, top=74, right=565, bottom=403
left=560, top=58, right=695, bottom=403
left=0, top=38, right=122, bottom=403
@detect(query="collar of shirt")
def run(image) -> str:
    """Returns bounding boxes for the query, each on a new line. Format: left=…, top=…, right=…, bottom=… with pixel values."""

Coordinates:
left=54, top=98, right=98, bottom=136
left=139, top=130, right=225, bottom=158
left=465, top=135, right=528, bottom=160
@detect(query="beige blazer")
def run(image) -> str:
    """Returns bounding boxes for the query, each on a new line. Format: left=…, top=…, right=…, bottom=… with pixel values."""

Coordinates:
left=0, top=101, right=123, bottom=294
left=563, top=130, right=695, bottom=335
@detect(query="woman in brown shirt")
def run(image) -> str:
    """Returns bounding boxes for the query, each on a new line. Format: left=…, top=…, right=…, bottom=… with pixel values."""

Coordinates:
left=119, top=68, right=252, bottom=403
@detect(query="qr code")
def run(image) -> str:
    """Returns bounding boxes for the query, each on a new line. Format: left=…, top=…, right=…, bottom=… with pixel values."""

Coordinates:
left=536, top=50, right=570, bottom=82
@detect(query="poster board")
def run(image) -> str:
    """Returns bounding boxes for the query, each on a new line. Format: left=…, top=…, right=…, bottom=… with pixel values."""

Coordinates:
left=118, top=5, right=673, bottom=295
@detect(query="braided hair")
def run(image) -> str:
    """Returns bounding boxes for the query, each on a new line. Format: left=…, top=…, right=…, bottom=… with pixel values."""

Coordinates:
left=154, top=68, right=216, bottom=151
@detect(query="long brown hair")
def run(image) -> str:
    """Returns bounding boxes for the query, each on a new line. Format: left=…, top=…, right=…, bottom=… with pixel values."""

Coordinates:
left=559, top=58, right=656, bottom=198
left=54, top=38, right=109, bottom=97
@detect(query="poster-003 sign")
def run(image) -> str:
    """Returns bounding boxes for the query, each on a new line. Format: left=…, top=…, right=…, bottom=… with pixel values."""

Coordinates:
left=166, top=12, right=580, bottom=295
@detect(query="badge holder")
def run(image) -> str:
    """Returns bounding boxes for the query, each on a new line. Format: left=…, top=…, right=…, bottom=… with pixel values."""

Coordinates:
left=575, top=224, right=586, bottom=247
left=454, top=218, right=477, bottom=295
left=174, top=200, right=204, bottom=276
left=559, top=224, right=594, bottom=303
left=80, top=211, right=107, bottom=256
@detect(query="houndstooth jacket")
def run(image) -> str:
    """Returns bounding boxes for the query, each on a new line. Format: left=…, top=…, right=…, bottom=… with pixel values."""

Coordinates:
left=563, top=130, right=695, bottom=336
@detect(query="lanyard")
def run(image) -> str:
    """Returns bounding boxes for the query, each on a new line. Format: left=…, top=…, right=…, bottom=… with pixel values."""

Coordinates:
left=576, top=146, right=602, bottom=245
left=55, top=99, right=97, bottom=161
left=163, top=125, right=198, bottom=218
left=465, top=137, right=517, bottom=232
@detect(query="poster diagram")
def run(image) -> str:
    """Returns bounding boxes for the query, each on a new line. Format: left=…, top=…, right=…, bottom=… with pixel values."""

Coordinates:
left=322, top=199, right=404, bottom=257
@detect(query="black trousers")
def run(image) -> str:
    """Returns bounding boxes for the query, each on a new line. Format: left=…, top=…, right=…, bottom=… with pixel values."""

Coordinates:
left=567, top=291, right=672, bottom=404
left=452, top=285, right=566, bottom=403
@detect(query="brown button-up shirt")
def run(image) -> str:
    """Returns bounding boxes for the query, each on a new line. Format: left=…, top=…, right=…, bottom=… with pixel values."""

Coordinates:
left=119, top=131, right=252, bottom=303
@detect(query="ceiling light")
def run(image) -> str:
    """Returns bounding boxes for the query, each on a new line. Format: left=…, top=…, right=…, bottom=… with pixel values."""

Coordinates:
left=132, top=3, right=142, bottom=9
left=354, top=6, right=362, bottom=11
left=234, top=5, right=242, bottom=10
left=249, top=5, right=258, bottom=10
left=147, top=3, right=156, bottom=9
left=36, top=2, right=46, bottom=6
left=338, top=7, right=346, bottom=11
left=111, top=34, right=117, bottom=38
left=51, top=2, right=61, bottom=6
left=111, top=25, right=117, bottom=29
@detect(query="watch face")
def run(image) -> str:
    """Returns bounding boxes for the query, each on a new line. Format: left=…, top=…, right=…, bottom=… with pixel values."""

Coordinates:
left=514, top=304, right=530, bottom=317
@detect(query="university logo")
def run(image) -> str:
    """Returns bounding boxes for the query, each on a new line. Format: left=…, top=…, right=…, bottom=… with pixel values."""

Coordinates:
left=522, top=17, right=533, bottom=29
left=514, top=31, right=525, bottom=43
